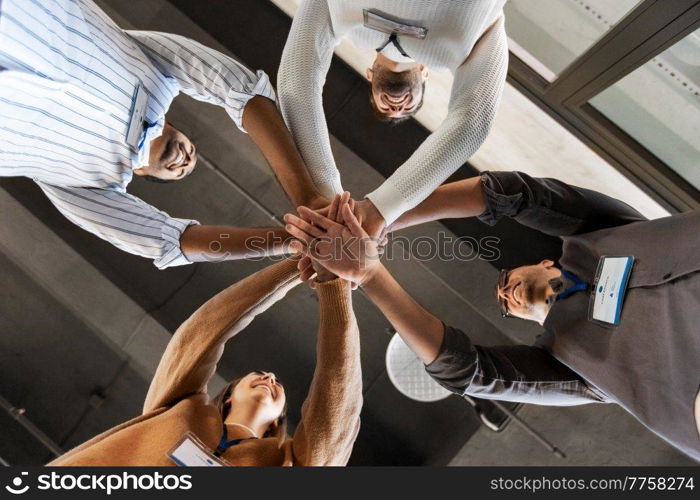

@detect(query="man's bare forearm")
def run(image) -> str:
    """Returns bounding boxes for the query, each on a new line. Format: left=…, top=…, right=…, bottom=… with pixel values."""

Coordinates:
left=180, top=225, right=291, bottom=262
left=242, top=95, right=323, bottom=208
left=361, top=263, right=444, bottom=364
left=391, top=176, right=486, bottom=232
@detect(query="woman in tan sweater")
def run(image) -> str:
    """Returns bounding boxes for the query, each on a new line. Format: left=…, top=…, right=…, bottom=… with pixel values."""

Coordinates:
left=49, top=250, right=362, bottom=466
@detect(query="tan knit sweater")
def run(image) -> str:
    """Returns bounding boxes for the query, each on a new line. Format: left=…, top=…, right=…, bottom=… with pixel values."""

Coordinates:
left=49, top=258, right=362, bottom=466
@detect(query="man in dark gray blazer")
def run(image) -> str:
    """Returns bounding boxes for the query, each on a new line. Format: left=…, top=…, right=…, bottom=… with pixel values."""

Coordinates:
left=283, top=172, right=700, bottom=461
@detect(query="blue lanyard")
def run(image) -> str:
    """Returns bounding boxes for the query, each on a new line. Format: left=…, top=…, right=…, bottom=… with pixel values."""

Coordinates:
left=137, top=120, right=160, bottom=150
left=556, top=270, right=588, bottom=301
left=376, top=33, right=411, bottom=58
left=214, top=426, right=257, bottom=457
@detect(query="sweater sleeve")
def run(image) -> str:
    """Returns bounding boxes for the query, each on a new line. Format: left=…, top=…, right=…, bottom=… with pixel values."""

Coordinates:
left=142, top=258, right=301, bottom=413
left=277, top=0, right=344, bottom=199
left=292, top=278, right=363, bottom=466
left=366, top=15, right=508, bottom=225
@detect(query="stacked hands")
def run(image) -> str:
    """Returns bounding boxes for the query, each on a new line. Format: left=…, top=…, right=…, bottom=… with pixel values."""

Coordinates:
left=283, top=192, right=384, bottom=288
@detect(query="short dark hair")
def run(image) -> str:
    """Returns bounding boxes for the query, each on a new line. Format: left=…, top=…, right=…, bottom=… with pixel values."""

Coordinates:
left=142, top=175, right=174, bottom=184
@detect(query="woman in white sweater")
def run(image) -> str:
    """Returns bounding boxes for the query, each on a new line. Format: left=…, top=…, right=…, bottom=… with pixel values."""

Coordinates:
left=278, top=0, right=508, bottom=237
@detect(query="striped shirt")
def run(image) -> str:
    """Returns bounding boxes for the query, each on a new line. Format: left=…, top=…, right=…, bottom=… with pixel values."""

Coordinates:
left=0, top=0, right=275, bottom=269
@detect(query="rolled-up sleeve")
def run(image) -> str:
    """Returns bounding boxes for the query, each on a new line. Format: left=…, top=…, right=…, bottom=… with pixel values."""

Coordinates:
left=477, top=170, right=647, bottom=235
left=426, top=324, right=606, bottom=406
left=38, top=183, right=198, bottom=269
left=128, top=30, right=275, bottom=132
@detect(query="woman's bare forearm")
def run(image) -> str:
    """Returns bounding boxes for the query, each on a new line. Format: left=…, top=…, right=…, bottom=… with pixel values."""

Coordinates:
left=180, top=225, right=291, bottom=262
left=391, top=176, right=486, bottom=232
left=242, top=96, right=323, bottom=208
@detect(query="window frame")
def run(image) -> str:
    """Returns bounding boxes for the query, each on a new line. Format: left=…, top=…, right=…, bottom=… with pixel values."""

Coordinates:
left=506, top=0, right=700, bottom=213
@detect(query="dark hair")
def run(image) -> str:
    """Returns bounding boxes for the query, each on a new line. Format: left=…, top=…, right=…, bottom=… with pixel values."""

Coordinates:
left=495, top=267, right=513, bottom=292
left=368, top=65, right=425, bottom=124
left=142, top=175, right=174, bottom=184
left=212, top=376, right=288, bottom=446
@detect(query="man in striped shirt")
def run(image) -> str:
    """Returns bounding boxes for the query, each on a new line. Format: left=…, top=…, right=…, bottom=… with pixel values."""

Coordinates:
left=0, top=0, right=321, bottom=269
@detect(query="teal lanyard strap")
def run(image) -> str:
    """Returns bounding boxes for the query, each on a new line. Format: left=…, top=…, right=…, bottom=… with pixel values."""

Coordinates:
left=557, top=270, right=588, bottom=300
left=214, top=425, right=257, bottom=457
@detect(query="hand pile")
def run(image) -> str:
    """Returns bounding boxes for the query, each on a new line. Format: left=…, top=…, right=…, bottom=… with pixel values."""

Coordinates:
left=284, top=192, right=384, bottom=287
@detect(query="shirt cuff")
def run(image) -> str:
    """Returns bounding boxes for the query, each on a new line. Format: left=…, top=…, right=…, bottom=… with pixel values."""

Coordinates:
left=476, top=171, right=525, bottom=226
left=365, top=181, right=413, bottom=227
left=315, top=278, right=354, bottom=326
left=227, top=70, right=277, bottom=133
left=317, top=175, right=345, bottom=200
left=154, top=217, right=200, bottom=270
left=424, top=323, right=475, bottom=395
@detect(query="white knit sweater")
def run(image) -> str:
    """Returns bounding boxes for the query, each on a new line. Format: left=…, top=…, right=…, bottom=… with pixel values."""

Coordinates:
left=278, top=0, right=508, bottom=225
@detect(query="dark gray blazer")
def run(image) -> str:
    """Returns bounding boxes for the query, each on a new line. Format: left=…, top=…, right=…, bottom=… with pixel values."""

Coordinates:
left=427, top=171, right=700, bottom=461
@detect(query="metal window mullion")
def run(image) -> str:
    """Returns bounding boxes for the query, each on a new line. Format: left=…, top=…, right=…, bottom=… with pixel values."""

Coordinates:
left=564, top=6, right=700, bottom=106
left=570, top=104, right=700, bottom=211
left=544, top=0, right=700, bottom=105
left=506, top=1, right=700, bottom=214
left=507, top=66, right=698, bottom=213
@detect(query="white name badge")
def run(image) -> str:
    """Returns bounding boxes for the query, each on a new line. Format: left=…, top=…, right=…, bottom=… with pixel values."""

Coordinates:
left=588, top=255, right=634, bottom=327
left=168, top=432, right=228, bottom=467
left=125, top=84, right=149, bottom=151
left=363, top=9, right=428, bottom=39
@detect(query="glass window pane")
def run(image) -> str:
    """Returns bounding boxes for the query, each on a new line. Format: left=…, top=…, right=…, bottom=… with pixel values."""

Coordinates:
left=505, top=0, right=641, bottom=80
left=590, top=29, right=700, bottom=189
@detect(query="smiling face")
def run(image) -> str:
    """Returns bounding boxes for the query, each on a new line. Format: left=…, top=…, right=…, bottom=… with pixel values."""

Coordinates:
left=228, top=371, right=287, bottom=428
left=496, top=259, right=562, bottom=324
left=366, top=54, right=427, bottom=122
left=133, top=122, right=197, bottom=181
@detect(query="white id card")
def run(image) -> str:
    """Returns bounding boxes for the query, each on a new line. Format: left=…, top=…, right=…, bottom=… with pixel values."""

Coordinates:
left=168, top=432, right=228, bottom=467
left=363, top=9, right=428, bottom=39
left=588, top=255, right=634, bottom=327
left=125, top=84, right=149, bottom=151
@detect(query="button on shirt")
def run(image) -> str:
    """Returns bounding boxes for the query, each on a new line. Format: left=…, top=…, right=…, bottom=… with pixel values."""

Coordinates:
left=0, top=0, right=275, bottom=268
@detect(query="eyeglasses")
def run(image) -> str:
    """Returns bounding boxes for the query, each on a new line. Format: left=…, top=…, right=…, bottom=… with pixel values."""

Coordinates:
left=497, top=268, right=512, bottom=318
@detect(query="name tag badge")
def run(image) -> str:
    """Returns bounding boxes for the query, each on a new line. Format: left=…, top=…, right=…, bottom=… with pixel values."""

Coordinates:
left=168, top=432, right=228, bottom=467
left=588, top=255, right=635, bottom=328
left=363, top=9, right=428, bottom=39
left=125, top=84, right=148, bottom=151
